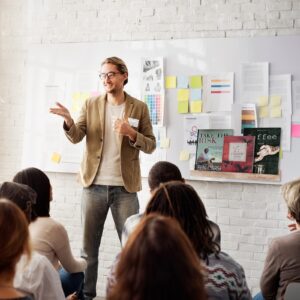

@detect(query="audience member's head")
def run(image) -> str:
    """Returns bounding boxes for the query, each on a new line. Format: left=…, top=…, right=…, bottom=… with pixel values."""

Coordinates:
left=148, top=161, right=184, bottom=192
left=13, top=167, right=51, bottom=217
left=0, top=199, right=31, bottom=281
left=108, top=214, right=206, bottom=300
left=0, top=181, right=37, bottom=222
left=145, top=181, right=220, bottom=260
left=281, top=178, right=300, bottom=223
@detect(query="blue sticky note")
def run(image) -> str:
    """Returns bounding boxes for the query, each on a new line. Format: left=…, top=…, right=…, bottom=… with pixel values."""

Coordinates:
left=177, top=76, right=189, bottom=88
left=190, top=89, right=202, bottom=101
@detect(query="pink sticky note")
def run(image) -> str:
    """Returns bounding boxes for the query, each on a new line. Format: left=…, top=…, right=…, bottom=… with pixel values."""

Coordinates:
left=291, top=123, right=300, bottom=137
left=90, top=91, right=100, bottom=97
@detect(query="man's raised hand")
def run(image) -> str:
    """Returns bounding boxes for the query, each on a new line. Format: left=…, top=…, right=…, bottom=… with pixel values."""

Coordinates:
left=50, top=102, right=74, bottom=129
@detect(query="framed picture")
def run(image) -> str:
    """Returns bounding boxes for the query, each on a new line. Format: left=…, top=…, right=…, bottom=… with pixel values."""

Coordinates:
left=221, top=136, right=255, bottom=173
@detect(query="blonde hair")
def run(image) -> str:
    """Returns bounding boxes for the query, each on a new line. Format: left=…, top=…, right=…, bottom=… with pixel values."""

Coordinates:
left=281, top=178, right=300, bottom=223
left=0, top=198, right=31, bottom=280
left=101, top=57, right=128, bottom=85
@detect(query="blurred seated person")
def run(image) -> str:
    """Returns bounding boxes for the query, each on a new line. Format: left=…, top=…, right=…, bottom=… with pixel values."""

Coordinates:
left=0, top=181, right=76, bottom=300
left=112, top=181, right=251, bottom=299
left=13, top=167, right=87, bottom=300
left=107, top=214, right=207, bottom=300
left=122, top=161, right=221, bottom=246
left=0, top=199, right=32, bottom=300
left=254, top=178, right=300, bottom=300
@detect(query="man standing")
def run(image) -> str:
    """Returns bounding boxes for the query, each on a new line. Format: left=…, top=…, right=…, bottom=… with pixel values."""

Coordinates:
left=50, top=57, right=156, bottom=299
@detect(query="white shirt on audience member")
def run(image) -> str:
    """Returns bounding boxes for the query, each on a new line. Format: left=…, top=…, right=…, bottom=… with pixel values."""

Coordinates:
left=14, top=251, right=65, bottom=300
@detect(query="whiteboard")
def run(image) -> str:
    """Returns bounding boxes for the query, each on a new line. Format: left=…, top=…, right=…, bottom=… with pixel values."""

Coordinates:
left=23, top=36, right=300, bottom=184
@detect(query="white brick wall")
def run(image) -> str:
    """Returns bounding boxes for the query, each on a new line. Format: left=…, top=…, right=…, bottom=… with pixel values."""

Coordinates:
left=0, top=0, right=298, bottom=297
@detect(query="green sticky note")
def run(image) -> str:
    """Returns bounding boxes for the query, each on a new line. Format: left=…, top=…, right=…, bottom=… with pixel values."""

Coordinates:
left=165, top=76, right=177, bottom=88
left=177, top=89, right=189, bottom=101
left=189, top=75, right=202, bottom=88
left=178, top=100, right=189, bottom=113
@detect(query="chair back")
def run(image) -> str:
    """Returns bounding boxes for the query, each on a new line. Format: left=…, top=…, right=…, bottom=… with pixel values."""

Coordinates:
left=285, top=282, right=300, bottom=300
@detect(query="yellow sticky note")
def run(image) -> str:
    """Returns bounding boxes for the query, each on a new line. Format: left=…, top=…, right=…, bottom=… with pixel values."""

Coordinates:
left=72, top=92, right=81, bottom=100
left=81, top=92, right=89, bottom=101
left=190, top=100, right=202, bottom=113
left=189, top=75, right=202, bottom=88
left=279, top=148, right=283, bottom=159
left=271, top=106, right=282, bottom=118
left=179, top=150, right=190, bottom=161
left=160, top=138, right=170, bottom=149
left=178, top=100, right=189, bottom=113
left=71, top=98, right=80, bottom=113
left=177, top=89, right=189, bottom=101
left=71, top=92, right=88, bottom=112
left=51, top=152, right=61, bottom=164
left=165, top=76, right=177, bottom=88
left=258, top=96, right=268, bottom=107
left=259, top=106, right=269, bottom=118
left=270, top=95, right=281, bottom=107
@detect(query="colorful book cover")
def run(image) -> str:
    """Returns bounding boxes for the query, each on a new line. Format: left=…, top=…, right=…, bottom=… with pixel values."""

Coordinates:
left=221, top=136, right=255, bottom=173
left=195, top=129, right=234, bottom=171
left=243, top=127, right=281, bottom=175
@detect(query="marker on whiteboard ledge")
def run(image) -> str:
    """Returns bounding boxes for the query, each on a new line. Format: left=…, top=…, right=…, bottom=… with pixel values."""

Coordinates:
left=51, top=152, right=62, bottom=164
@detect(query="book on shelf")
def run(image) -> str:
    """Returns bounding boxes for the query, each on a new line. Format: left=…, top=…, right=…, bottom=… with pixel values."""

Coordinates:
left=195, top=129, right=233, bottom=171
left=221, top=136, right=255, bottom=173
left=243, top=127, right=281, bottom=175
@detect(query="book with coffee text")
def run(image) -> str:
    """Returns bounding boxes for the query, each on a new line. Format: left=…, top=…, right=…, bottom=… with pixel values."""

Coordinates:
left=243, top=127, right=281, bottom=174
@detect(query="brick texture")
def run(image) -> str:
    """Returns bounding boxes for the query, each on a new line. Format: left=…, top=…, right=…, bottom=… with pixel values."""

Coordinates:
left=0, top=0, right=298, bottom=297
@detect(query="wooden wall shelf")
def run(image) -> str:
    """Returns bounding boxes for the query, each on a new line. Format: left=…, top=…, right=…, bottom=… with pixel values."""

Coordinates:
left=190, top=170, right=281, bottom=184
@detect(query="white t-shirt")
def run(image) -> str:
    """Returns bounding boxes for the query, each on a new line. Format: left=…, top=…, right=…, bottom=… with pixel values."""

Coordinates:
left=14, top=252, right=65, bottom=300
left=94, top=101, right=125, bottom=186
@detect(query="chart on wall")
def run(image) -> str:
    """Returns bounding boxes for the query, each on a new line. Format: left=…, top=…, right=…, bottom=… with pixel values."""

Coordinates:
left=23, top=36, right=300, bottom=184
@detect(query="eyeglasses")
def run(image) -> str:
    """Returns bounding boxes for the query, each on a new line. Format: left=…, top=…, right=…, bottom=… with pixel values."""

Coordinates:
left=99, top=72, right=121, bottom=80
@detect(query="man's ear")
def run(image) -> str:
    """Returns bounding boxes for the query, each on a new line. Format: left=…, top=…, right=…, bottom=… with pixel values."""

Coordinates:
left=182, top=178, right=185, bottom=183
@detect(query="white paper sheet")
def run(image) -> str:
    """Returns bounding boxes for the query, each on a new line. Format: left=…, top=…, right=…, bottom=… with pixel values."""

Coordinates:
left=140, top=126, right=167, bottom=177
left=241, top=62, right=269, bottom=102
left=292, top=80, right=300, bottom=121
left=203, top=73, right=234, bottom=112
left=183, top=115, right=210, bottom=154
left=231, top=103, right=242, bottom=135
left=141, top=57, right=165, bottom=126
left=209, top=113, right=232, bottom=130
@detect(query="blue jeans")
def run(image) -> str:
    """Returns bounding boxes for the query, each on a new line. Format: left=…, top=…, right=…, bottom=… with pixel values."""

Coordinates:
left=253, top=292, right=264, bottom=300
left=81, top=185, right=139, bottom=299
left=59, top=268, right=84, bottom=300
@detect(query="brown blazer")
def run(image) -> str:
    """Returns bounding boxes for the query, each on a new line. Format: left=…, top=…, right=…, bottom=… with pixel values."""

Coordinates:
left=64, top=92, right=156, bottom=192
